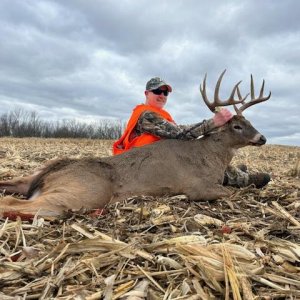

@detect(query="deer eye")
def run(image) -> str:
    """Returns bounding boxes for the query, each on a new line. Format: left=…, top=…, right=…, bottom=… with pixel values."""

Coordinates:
left=233, top=125, right=242, bottom=130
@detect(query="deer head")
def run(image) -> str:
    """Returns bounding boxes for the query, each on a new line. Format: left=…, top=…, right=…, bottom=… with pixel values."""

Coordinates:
left=200, top=70, right=271, bottom=147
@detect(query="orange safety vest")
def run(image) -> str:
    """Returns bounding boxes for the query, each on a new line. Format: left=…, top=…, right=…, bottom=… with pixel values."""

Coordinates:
left=113, top=104, right=174, bottom=155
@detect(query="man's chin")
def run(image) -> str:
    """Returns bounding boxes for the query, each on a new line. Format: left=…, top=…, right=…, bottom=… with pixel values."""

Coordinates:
left=155, top=103, right=166, bottom=109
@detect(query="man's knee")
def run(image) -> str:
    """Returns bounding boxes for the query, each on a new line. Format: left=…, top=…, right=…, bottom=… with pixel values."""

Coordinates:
left=223, top=165, right=270, bottom=189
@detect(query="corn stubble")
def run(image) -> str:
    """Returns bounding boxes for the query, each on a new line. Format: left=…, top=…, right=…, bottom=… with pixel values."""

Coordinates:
left=0, top=138, right=299, bottom=299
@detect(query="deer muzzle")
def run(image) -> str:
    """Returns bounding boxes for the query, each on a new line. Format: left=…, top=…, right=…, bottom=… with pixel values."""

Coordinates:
left=249, top=134, right=266, bottom=146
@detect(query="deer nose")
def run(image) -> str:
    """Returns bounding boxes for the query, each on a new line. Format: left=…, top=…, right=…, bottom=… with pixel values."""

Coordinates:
left=259, top=135, right=266, bottom=145
left=250, top=134, right=266, bottom=146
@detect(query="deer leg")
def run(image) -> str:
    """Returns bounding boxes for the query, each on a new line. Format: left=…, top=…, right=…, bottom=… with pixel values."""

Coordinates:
left=206, top=185, right=232, bottom=200
left=0, top=176, right=114, bottom=217
left=0, top=161, right=58, bottom=197
left=184, top=180, right=232, bottom=201
left=0, top=174, right=37, bottom=197
left=0, top=193, right=73, bottom=217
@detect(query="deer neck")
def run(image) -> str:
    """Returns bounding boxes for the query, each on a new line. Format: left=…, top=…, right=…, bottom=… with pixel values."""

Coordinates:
left=200, top=131, right=237, bottom=165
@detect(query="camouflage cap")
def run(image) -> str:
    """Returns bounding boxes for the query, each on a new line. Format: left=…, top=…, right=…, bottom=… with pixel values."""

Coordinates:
left=145, top=77, right=172, bottom=92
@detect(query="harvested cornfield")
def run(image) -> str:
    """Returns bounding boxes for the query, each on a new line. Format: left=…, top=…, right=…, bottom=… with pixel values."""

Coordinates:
left=0, top=137, right=299, bottom=299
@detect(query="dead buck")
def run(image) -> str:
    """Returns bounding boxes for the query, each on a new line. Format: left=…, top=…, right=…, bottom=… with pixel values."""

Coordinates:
left=0, top=71, right=271, bottom=217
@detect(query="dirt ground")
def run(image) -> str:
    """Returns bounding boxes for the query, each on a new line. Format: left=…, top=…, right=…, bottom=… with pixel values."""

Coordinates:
left=0, top=138, right=299, bottom=299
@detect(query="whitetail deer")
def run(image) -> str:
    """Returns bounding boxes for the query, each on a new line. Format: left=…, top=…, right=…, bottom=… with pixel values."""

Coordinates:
left=0, top=71, right=271, bottom=217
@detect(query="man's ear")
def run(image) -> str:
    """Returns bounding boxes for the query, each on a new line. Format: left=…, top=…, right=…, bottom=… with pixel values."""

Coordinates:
left=145, top=90, right=149, bottom=96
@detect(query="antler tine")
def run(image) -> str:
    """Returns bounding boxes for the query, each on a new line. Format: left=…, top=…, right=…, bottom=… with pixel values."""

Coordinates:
left=229, top=80, right=248, bottom=104
left=214, top=70, right=247, bottom=109
left=259, top=79, right=271, bottom=100
left=237, top=75, right=272, bottom=113
left=251, top=74, right=255, bottom=100
left=200, top=73, right=215, bottom=113
left=234, top=85, right=249, bottom=115
left=236, top=85, right=250, bottom=103
left=200, top=69, right=246, bottom=113
left=214, top=69, right=227, bottom=108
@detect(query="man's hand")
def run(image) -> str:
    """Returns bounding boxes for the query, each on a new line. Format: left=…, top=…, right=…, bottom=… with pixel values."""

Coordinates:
left=213, top=108, right=233, bottom=127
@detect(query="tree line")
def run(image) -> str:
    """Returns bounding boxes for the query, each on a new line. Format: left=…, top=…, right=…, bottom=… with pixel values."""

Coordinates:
left=0, top=109, right=123, bottom=139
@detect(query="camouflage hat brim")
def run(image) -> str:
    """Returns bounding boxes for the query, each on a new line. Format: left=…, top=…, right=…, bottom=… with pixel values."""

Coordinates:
left=152, top=82, right=172, bottom=92
left=146, top=77, right=172, bottom=92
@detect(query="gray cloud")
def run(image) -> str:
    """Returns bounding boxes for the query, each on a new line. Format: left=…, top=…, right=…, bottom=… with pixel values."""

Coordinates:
left=0, top=0, right=299, bottom=145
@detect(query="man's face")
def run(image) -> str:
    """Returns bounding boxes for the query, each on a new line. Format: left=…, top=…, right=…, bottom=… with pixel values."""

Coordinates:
left=145, top=86, right=169, bottom=109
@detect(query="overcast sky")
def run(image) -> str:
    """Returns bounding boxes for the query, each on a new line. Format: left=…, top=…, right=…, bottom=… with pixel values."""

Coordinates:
left=0, top=0, right=299, bottom=145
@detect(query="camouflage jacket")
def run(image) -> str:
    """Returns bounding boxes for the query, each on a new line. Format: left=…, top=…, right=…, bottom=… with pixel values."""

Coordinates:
left=135, top=110, right=216, bottom=140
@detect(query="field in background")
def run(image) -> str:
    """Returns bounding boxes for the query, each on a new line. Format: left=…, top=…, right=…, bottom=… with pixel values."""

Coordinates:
left=0, top=137, right=299, bottom=299
left=0, top=137, right=298, bottom=183
left=0, top=138, right=113, bottom=178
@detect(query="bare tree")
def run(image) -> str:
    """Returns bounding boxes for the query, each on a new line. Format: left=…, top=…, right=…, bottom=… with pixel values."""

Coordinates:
left=0, top=109, right=123, bottom=139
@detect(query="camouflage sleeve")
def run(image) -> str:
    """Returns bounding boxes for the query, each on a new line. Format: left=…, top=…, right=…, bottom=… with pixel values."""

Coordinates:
left=180, top=118, right=216, bottom=138
left=136, top=111, right=216, bottom=140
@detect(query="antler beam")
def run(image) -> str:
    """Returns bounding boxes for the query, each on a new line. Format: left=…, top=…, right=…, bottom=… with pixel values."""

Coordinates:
left=200, top=70, right=247, bottom=113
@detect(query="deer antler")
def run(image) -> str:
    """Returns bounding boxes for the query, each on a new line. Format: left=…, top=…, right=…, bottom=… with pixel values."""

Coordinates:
left=233, top=75, right=271, bottom=115
left=200, top=69, right=247, bottom=113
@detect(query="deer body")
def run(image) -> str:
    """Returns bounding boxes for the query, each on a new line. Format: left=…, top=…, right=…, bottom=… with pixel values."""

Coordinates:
left=0, top=71, right=271, bottom=217
left=0, top=116, right=265, bottom=216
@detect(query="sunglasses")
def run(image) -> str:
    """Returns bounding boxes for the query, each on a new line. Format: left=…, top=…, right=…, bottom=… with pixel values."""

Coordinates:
left=151, top=89, right=169, bottom=96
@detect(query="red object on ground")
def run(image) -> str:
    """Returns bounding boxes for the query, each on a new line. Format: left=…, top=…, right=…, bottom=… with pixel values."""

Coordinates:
left=3, top=211, right=35, bottom=221
left=220, top=225, right=232, bottom=234
left=89, top=208, right=107, bottom=217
